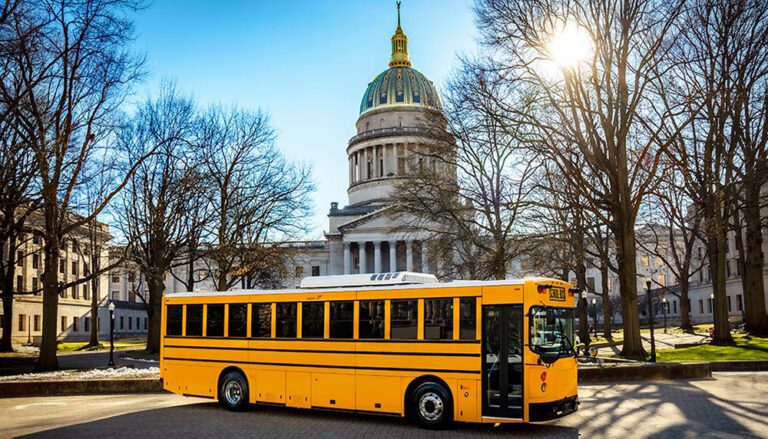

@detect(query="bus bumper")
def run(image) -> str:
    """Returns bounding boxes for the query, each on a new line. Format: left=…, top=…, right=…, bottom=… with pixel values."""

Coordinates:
left=529, top=395, right=579, bottom=422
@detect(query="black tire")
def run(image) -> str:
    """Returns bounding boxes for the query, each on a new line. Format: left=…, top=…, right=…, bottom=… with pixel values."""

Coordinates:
left=411, top=382, right=453, bottom=429
left=218, top=370, right=249, bottom=412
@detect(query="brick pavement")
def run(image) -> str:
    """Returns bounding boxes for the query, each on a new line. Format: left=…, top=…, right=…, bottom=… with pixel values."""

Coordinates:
left=1, top=372, right=765, bottom=438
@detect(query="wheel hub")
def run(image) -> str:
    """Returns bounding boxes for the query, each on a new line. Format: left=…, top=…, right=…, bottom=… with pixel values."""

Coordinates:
left=224, top=380, right=242, bottom=405
left=419, top=392, right=444, bottom=421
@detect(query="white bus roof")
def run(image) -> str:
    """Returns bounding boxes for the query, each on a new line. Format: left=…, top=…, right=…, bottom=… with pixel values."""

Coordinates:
left=165, top=273, right=561, bottom=298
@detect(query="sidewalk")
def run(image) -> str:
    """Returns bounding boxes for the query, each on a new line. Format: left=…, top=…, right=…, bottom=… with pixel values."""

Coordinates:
left=587, top=329, right=710, bottom=356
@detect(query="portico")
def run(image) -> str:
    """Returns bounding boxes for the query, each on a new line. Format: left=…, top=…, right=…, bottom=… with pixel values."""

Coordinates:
left=341, top=238, right=430, bottom=274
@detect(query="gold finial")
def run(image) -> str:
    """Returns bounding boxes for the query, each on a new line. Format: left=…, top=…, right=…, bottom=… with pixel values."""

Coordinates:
left=389, top=1, right=411, bottom=68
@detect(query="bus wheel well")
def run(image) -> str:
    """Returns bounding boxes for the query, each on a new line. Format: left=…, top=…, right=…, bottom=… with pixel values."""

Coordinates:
left=403, top=375, right=453, bottom=418
left=217, top=366, right=248, bottom=396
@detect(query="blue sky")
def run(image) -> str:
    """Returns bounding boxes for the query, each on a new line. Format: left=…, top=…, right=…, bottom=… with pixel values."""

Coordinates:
left=131, top=0, right=478, bottom=238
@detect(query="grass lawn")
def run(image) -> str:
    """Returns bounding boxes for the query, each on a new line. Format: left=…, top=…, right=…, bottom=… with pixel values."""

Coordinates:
left=657, top=335, right=768, bottom=362
left=57, top=340, right=146, bottom=352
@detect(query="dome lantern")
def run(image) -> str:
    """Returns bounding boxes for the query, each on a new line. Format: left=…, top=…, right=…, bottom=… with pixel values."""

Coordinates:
left=389, top=2, right=411, bottom=68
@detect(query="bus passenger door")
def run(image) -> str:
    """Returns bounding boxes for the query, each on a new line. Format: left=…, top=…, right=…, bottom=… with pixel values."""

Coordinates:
left=482, top=305, right=523, bottom=419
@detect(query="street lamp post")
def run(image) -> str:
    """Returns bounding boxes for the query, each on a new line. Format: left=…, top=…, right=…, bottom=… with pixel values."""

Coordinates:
left=662, top=296, right=668, bottom=333
left=646, top=279, right=656, bottom=363
left=591, top=298, right=598, bottom=338
left=108, top=302, right=115, bottom=367
left=26, top=315, right=31, bottom=345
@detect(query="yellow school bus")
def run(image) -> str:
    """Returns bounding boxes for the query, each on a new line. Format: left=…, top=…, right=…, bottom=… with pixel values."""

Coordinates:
left=160, top=272, right=578, bottom=429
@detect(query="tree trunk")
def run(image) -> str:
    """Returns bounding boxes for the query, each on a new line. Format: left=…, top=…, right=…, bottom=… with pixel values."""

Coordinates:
left=600, top=260, right=612, bottom=339
left=707, top=204, right=734, bottom=345
left=742, top=188, right=768, bottom=335
left=679, top=277, right=692, bottom=332
left=0, top=234, right=18, bottom=352
left=615, top=220, right=646, bottom=360
left=186, top=254, right=195, bottom=292
left=575, top=260, right=590, bottom=350
left=145, top=273, right=165, bottom=353
left=37, top=237, right=60, bottom=371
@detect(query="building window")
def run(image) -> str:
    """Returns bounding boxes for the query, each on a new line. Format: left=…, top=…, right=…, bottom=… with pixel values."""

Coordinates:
left=460, top=298, right=477, bottom=340
left=206, top=304, right=224, bottom=337
left=16, top=250, right=23, bottom=266
left=72, top=285, right=79, bottom=299
left=673, top=301, right=677, bottom=314
left=18, top=314, right=26, bottom=332
left=657, top=274, right=666, bottom=285
left=641, top=255, right=649, bottom=267
left=294, top=266, right=304, bottom=278
left=61, top=316, right=67, bottom=332
left=276, top=303, right=297, bottom=338
left=726, top=260, right=731, bottom=277
left=301, top=302, right=324, bottom=338
left=136, top=316, right=140, bottom=330
left=707, top=298, right=713, bottom=314
left=111, top=291, right=120, bottom=301
left=359, top=300, right=384, bottom=339
left=311, top=266, right=320, bottom=277
left=73, top=316, right=79, bottom=332
left=71, top=261, right=78, bottom=276
left=737, top=294, right=743, bottom=312
left=32, top=277, right=38, bottom=292
left=186, top=305, right=203, bottom=336
left=391, top=299, right=417, bottom=339
left=33, top=235, right=40, bottom=245
left=111, top=273, right=120, bottom=283
left=699, top=299, right=704, bottom=314
left=85, top=317, right=90, bottom=332
left=83, top=284, right=89, bottom=301
left=128, top=272, right=135, bottom=283
left=166, top=305, right=183, bottom=336
left=129, top=291, right=136, bottom=302
left=34, top=315, right=40, bottom=331
left=128, top=315, right=133, bottom=330
left=329, top=301, right=353, bottom=339
left=59, top=258, right=65, bottom=274
left=228, top=304, right=247, bottom=338
left=59, top=286, right=66, bottom=298
left=32, top=254, right=39, bottom=269
left=120, top=316, right=124, bottom=330
left=144, top=318, right=147, bottom=330
left=16, top=275, right=22, bottom=291
left=727, top=296, right=732, bottom=312
left=424, top=298, right=453, bottom=340
left=252, top=303, right=272, bottom=338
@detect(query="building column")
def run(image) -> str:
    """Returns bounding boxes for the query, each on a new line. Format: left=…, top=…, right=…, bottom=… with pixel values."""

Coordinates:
left=421, top=241, right=429, bottom=274
left=388, top=240, right=397, bottom=272
left=374, top=241, right=382, bottom=273
left=406, top=241, right=414, bottom=272
left=343, top=242, right=352, bottom=275
left=358, top=242, right=367, bottom=274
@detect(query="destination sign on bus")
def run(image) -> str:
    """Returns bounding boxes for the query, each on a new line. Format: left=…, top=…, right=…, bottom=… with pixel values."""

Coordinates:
left=549, top=286, right=566, bottom=302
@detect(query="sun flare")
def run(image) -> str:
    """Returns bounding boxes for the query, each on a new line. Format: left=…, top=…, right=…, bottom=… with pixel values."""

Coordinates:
left=547, top=23, right=593, bottom=68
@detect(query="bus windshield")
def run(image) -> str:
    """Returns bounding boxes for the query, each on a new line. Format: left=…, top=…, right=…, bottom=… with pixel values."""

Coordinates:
left=529, top=307, right=575, bottom=361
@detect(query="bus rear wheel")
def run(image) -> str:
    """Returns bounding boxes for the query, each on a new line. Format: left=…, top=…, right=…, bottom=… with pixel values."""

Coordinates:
left=411, top=382, right=452, bottom=429
left=218, top=370, right=249, bottom=412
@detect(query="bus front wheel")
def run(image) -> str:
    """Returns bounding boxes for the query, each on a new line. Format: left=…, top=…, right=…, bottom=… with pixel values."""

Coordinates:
left=411, top=382, right=453, bottom=429
left=218, top=370, right=249, bottom=412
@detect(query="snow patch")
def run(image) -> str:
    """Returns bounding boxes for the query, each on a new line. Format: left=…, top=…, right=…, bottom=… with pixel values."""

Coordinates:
left=0, top=366, right=160, bottom=382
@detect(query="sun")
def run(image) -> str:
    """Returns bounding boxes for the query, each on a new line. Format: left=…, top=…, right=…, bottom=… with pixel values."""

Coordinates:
left=547, top=23, right=593, bottom=68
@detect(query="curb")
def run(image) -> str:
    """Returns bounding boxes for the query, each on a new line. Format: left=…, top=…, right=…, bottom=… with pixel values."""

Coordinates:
left=579, top=362, right=712, bottom=382
left=708, top=360, right=768, bottom=372
left=0, top=378, right=163, bottom=397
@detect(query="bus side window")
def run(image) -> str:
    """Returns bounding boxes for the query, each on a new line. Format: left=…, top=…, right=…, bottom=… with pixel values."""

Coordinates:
left=424, top=298, right=453, bottom=340
left=302, top=302, right=324, bottom=338
left=166, top=305, right=183, bottom=336
left=252, top=303, right=272, bottom=338
left=390, top=299, right=417, bottom=339
left=206, top=304, right=225, bottom=337
left=276, top=303, right=297, bottom=338
left=228, top=304, right=247, bottom=338
left=329, top=301, right=354, bottom=338
left=359, top=300, right=385, bottom=339
left=186, top=304, right=203, bottom=336
left=459, top=298, right=477, bottom=340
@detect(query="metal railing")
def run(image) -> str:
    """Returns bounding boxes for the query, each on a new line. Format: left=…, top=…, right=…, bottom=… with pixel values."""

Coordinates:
left=348, top=126, right=431, bottom=146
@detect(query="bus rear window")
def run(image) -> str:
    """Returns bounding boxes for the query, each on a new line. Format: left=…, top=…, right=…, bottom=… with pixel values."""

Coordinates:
left=166, top=305, right=182, bottom=336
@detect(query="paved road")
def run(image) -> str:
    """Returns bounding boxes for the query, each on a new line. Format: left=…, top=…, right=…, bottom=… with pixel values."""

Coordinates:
left=1, top=372, right=766, bottom=438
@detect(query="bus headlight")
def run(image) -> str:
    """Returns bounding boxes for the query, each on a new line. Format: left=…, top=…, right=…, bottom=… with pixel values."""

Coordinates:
left=541, top=383, right=547, bottom=392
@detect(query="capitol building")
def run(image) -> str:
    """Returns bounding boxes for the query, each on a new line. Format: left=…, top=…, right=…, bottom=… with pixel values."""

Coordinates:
left=287, top=5, right=448, bottom=283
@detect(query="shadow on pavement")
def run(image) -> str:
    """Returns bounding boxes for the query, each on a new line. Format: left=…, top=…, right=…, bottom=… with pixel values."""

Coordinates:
left=17, top=401, right=579, bottom=438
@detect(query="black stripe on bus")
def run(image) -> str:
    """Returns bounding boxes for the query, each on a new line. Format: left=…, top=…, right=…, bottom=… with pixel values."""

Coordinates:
left=162, top=357, right=481, bottom=375
left=163, top=345, right=480, bottom=357
left=163, top=336, right=481, bottom=344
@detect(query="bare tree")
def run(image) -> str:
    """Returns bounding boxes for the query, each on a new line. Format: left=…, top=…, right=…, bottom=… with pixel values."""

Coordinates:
left=393, top=63, right=540, bottom=280
left=195, top=107, right=313, bottom=291
left=0, top=0, right=146, bottom=370
left=115, top=84, right=201, bottom=353
left=474, top=0, right=685, bottom=359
